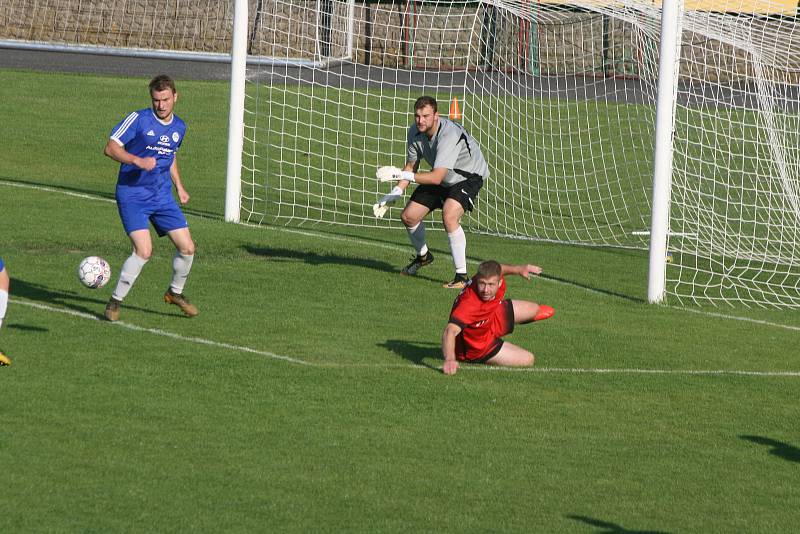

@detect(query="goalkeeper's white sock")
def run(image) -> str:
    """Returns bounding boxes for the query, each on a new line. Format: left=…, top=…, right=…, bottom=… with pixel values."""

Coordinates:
left=0, top=289, right=7, bottom=330
left=448, top=226, right=468, bottom=274
left=406, top=222, right=429, bottom=257
left=170, top=252, right=194, bottom=294
left=112, top=253, right=149, bottom=301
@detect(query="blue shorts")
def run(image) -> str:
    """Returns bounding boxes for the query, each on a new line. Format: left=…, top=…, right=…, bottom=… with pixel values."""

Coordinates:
left=116, top=197, right=188, bottom=237
left=0, top=257, right=4, bottom=271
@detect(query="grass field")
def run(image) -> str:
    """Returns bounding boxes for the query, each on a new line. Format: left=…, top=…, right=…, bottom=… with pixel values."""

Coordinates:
left=1, top=69, right=799, bottom=532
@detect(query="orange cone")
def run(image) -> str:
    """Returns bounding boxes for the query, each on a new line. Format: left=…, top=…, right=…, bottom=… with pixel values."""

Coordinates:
left=449, top=96, right=462, bottom=120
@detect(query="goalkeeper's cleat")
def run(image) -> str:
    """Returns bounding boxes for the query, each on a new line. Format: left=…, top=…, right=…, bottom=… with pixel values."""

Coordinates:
left=443, top=273, right=469, bottom=289
left=104, top=297, right=122, bottom=322
left=164, top=289, right=199, bottom=317
left=401, top=251, right=434, bottom=276
left=0, top=350, right=10, bottom=366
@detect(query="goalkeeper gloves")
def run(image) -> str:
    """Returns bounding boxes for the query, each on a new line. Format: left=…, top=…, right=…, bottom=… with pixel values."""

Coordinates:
left=373, top=186, right=404, bottom=218
left=376, top=166, right=415, bottom=183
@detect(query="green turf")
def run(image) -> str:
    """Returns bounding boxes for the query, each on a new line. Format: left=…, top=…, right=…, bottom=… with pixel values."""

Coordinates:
left=1, top=69, right=799, bottom=532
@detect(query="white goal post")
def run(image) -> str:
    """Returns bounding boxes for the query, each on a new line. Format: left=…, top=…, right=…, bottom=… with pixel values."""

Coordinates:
left=5, top=0, right=800, bottom=308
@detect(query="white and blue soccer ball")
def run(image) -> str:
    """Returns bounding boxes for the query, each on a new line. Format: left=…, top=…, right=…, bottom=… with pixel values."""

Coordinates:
left=77, top=256, right=112, bottom=289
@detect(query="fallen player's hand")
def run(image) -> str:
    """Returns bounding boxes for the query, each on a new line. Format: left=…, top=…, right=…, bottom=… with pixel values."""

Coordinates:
left=376, top=166, right=415, bottom=183
left=443, top=360, right=459, bottom=375
left=521, top=264, right=543, bottom=279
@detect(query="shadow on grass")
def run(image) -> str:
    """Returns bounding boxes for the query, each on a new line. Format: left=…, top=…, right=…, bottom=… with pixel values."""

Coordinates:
left=378, top=339, right=441, bottom=372
left=740, top=435, right=800, bottom=463
left=5, top=323, right=48, bottom=332
left=241, top=218, right=647, bottom=303
left=244, top=245, right=463, bottom=288
left=12, top=278, right=174, bottom=320
left=566, top=515, right=670, bottom=534
left=243, top=245, right=397, bottom=273
left=540, top=273, right=645, bottom=304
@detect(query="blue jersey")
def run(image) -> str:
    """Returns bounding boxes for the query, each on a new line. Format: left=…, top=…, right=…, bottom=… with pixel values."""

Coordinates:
left=109, top=109, right=186, bottom=199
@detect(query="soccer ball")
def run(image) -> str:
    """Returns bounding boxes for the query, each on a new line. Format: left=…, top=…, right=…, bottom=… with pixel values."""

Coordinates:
left=77, top=256, right=112, bottom=289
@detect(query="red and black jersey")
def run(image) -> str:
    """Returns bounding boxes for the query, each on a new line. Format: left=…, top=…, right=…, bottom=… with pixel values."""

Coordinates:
left=448, top=278, right=514, bottom=361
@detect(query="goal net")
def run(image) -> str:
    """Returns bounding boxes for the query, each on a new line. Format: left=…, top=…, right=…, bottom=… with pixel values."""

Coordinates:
left=238, top=0, right=800, bottom=308
left=667, top=7, right=800, bottom=307
left=240, top=0, right=657, bottom=249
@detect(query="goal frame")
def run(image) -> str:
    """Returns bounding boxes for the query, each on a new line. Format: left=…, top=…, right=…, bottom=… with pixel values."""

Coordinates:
left=221, top=0, right=680, bottom=304
left=647, top=0, right=683, bottom=304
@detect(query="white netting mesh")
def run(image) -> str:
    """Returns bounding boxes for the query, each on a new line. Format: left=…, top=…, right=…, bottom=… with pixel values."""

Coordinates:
left=669, top=9, right=800, bottom=307
left=241, top=0, right=800, bottom=307
left=240, top=0, right=659, bottom=251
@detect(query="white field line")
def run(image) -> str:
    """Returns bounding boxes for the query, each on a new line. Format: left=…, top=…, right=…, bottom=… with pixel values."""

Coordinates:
left=4, top=179, right=800, bottom=334
left=0, top=180, right=116, bottom=204
left=673, top=305, right=800, bottom=332
left=13, top=299, right=311, bottom=366
left=460, top=366, right=800, bottom=377
left=12, top=298, right=800, bottom=378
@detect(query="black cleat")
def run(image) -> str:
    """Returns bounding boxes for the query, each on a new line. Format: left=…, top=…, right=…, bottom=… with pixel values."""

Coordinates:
left=401, top=251, right=434, bottom=276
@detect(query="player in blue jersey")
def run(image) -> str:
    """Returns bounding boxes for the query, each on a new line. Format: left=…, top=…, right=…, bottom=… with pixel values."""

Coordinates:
left=103, top=75, right=198, bottom=321
left=0, top=257, right=10, bottom=365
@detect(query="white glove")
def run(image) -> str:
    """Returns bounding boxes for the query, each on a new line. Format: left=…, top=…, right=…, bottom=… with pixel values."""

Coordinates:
left=376, top=166, right=415, bottom=183
left=372, top=186, right=404, bottom=218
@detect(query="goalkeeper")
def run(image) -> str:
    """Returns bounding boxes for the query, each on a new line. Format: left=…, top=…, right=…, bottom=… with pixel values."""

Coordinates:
left=375, top=95, right=489, bottom=289
left=441, top=260, right=554, bottom=376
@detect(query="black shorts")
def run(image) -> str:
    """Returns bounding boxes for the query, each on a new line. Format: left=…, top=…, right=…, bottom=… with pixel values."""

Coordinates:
left=409, top=173, right=483, bottom=213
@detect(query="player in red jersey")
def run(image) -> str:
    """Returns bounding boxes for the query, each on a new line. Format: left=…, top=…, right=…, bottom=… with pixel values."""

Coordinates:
left=441, top=260, right=554, bottom=375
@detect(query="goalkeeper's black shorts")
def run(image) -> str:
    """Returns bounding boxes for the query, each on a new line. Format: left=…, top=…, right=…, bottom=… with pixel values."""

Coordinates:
left=409, top=173, right=483, bottom=212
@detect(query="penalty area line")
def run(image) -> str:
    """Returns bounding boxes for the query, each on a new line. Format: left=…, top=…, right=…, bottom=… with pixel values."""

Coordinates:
left=461, top=366, right=800, bottom=378
left=0, top=179, right=116, bottom=204
left=12, top=298, right=312, bottom=366
left=671, top=305, right=800, bottom=333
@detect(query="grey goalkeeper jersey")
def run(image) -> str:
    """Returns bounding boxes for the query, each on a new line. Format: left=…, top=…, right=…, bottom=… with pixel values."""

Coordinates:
left=406, top=117, right=489, bottom=187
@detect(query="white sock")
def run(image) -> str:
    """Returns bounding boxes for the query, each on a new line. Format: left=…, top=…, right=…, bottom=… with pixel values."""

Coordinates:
left=448, top=226, right=468, bottom=274
left=112, top=253, right=149, bottom=301
left=170, top=252, right=194, bottom=294
left=0, top=289, right=7, bottom=331
left=406, top=222, right=429, bottom=257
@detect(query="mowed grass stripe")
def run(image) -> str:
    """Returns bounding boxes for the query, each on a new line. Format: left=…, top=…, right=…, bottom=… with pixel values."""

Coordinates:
left=3, top=179, right=800, bottom=334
